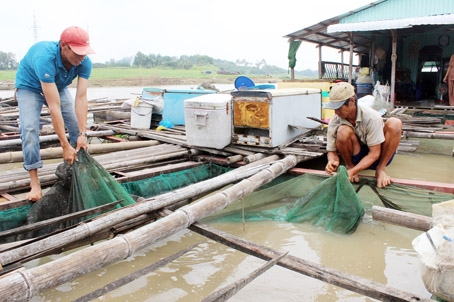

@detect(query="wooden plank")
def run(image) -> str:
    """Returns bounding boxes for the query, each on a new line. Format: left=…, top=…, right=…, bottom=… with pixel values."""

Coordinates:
left=190, top=222, right=431, bottom=302
left=0, top=198, right=31, bottom=211
left=0, top=193, right=18, bottom=202
left=202, top=251, right=288, bottom=302
left=289, top=168, right=454, bottom=194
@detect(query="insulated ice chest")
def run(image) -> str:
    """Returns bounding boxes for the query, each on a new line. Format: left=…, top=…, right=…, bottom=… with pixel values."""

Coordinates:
left=161, top=88, right=217, bottom=125
left=231, top=88, right=322, bottom=147
left=184, top=93, right=232, bottom=149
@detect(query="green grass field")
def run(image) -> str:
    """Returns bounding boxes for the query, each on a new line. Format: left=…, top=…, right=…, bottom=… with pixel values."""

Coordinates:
left=0, top=66, right=290, bottom=83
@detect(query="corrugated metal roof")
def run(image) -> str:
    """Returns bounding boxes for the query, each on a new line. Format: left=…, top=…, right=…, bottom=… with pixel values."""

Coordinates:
left=284, top=0, right=454, bottom=55
left=328, top=14, right=454, bottom=33
left=340, top=0, right=454, bottom=23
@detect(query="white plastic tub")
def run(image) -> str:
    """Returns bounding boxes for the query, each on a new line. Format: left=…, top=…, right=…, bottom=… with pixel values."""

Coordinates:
left=184, top=93, right=232, bottom=149
left=131, top=102, right=153, bottom=129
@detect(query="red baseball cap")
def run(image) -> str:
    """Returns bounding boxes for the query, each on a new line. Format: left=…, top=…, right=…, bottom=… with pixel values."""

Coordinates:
left=60, top=26, right=95, bottom=55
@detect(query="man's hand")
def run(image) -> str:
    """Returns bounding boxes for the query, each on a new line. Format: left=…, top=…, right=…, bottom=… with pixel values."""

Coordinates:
left=62, top=145, right=78, bottom=165
left=325, top=160, right=339, bottom=175
left=76, top=135, right=88, bottom=152
left=347, top=169, right=360, bottom=183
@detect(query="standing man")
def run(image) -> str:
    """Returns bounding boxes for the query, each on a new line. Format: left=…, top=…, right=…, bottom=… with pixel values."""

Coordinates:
left=15, top=26, right=95, bottom=201
left=443, top=54, right=454, bottom=106
left=324, top=82, right=402, bottom=188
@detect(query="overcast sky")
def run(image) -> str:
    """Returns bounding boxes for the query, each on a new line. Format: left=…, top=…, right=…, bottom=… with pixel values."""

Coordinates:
left=2, top=0, right=374, bottom=71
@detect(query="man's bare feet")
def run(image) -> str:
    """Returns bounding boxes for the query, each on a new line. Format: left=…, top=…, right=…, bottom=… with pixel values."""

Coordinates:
left=376, top=170, right=392, bottom=188
left=26, top=184, right=43, bottom=202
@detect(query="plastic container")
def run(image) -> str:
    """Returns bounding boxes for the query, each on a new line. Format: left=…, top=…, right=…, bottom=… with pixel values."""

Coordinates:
left=162, top=89, right=217, bottom=125
left=249, top=84, right=276, bottom=90
left=184, top=93, right=232, bottom=149
left=131, top=102, right=153, bottom=129
left=141, top=88, right=164, bottom=113
left=234, top=76, right=255, bottom=90
left=356, top=83, right=373, bottom=98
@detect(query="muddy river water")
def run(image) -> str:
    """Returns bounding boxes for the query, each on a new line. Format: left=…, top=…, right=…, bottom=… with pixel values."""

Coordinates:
left=1, top=86, right=454, bottom=301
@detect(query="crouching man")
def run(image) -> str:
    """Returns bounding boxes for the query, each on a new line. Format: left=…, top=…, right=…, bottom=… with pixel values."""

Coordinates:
left=324, top=82, right=402, bottom=188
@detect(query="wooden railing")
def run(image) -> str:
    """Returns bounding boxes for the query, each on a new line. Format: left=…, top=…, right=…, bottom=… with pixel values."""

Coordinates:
left=321, top=61, right=359, bottom=81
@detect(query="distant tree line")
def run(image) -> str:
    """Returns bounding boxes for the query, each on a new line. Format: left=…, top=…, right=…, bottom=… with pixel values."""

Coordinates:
left=0, top=51, right=18, bottom=70
left=93, top=52, right=316, bottom=76
left=0, top=50, right=317, bottom=77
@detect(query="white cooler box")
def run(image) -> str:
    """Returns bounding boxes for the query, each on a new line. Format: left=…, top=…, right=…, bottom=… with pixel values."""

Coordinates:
left=184, top=93, right=232, bottom=149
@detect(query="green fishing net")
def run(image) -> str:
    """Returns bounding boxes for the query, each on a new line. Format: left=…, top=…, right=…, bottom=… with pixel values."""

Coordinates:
left=283, top=166, right=364, bottom=233
left=206, top=166, right=364, bottom=234
left=0, top=161, right=230, bottom=242
left=4, top=151, right=137, bottom=242
left=121, top=163, right=231, bottom=198
left=354, top=179, right=453, bottom=217
left=0, top=205, right=32, bottom=232
left=205, top=166, right=454, bottom=234
left=69, top=149, right=135, bottom=213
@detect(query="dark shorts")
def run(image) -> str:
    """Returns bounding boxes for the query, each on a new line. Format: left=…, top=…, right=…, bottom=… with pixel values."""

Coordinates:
left=352, top=144, right=395, bottom=170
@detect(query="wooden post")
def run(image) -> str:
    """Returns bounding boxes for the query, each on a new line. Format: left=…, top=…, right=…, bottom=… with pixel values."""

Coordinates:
left=371, top=205, right=432, bottom=231
left=390, top=29, right=397, bottom=109
left=318, top=44, right=322, bottom=79
left=349, top=32, right=354, bottom=83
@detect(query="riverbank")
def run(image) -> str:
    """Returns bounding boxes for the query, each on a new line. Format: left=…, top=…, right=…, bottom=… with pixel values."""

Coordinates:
left=0, top=75, right=281, bottom=90
left=90, top=76, right=280, bottom=87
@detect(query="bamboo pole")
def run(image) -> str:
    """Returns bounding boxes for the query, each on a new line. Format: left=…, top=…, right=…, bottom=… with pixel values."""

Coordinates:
left=243, top=153, right=265, bottom=164
left=0, top=144, right=187, bottom=192
left=404, top=131, right=454, bottom=140
left=0, top=143, right=182, bottom=183
left=0, top=130, right=115, bottom=148
left=0, top=155, right=281, bottom=266
left=223, top=146, right=255, bottom=156
left=0, top=155, right=296, bottom=300
left=0, top=140, right=159, bottom=164
left=225, top=154, right=243, bottom=164
left=0, top=125, right=18, bottom=133
left=371, top=205, right=432, bottom=231
left=96, top=124, right=188, bottom=146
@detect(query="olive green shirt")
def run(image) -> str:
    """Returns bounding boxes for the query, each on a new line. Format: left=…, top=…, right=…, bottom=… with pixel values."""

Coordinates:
left=326, top=104, right=385, bottom=152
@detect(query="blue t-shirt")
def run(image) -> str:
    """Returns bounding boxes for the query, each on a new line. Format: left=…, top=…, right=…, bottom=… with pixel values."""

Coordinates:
left=15, top=41, right=92, bottom=93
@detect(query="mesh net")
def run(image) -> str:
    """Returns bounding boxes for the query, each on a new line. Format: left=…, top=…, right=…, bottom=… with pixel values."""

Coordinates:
left=0, top=205, right=32, bottom=233
left=283, top=166, right=364, bottom=233
left=121, top=163, right=231, bottom=198
left=0, top=161, right=231, bottom=242
left=205, top=166, right=454, bottom=234
left=69, top=149, right=136, bottom=213
left=2, top=161, right=454, bottom=240
left=206, top=166, right=364, bottom=234
left=0, top=151, right=137, bottom=242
